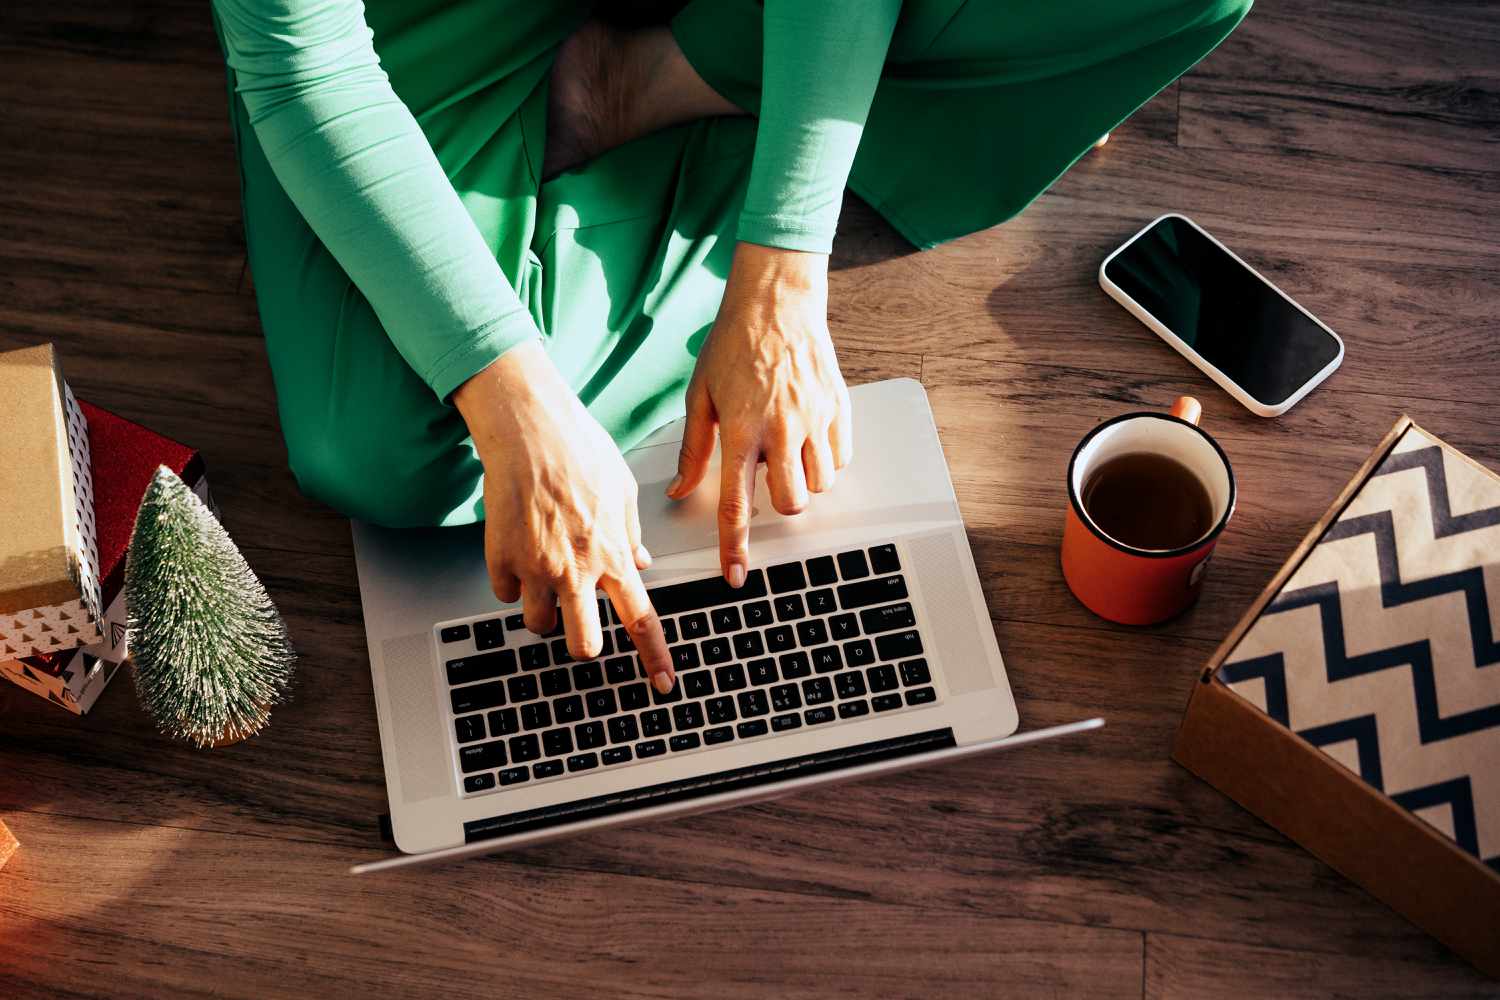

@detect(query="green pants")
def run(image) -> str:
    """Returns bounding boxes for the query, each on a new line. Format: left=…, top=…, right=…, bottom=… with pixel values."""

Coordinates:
left=227, top=0, right=1250, bottom=527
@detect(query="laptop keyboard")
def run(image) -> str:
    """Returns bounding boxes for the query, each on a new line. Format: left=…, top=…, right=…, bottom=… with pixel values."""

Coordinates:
left=437, top=544, right=939, bottom=796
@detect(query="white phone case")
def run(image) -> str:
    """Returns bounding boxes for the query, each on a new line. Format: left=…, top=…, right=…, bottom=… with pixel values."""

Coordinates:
left=1098, top=213, right=1344, bottom=418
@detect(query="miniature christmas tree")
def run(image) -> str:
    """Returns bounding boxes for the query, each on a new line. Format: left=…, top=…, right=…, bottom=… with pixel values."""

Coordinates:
left=124, top=466, right=295, bottom=747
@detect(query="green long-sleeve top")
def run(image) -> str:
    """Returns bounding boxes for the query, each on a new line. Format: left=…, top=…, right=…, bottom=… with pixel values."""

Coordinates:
left=214, top=0, right=899, bottom=402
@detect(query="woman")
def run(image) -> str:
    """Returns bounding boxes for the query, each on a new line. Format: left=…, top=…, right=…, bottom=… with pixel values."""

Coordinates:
left=213, top=0, right=1250, bottom=692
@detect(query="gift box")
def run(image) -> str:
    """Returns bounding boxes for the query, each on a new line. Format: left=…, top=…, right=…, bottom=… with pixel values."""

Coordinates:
left=0, top=400, right=209, bottom=714
left=0, top=343, right=104, bottom=658
left=1173, top=416, right=1499, bottom=976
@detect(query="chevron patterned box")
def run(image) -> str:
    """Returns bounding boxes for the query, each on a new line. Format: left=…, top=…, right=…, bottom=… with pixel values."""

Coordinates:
left=1174, top=416, right=1499, bottom=976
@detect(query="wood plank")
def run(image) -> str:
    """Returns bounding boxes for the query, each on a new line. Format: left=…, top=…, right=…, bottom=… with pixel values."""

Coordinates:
left=1144, top=932, right=1494, bottom=999
left=0, top=811, right=1145, bottom=1000
left=1178, top=0, right=1500, bottom=175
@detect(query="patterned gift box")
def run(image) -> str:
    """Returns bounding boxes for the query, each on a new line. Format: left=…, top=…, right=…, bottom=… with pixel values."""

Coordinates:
left=1174, top=416, right=1499, bottom=976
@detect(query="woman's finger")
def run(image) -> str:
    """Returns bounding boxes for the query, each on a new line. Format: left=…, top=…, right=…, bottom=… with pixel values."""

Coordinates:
left=557, top=582, right=605, bottom=661
left=601, top=567, right=674, bottom=693
left=521, top=579, right=559, bottom=637
left=491, top=565, right=522, bottom=605
left=765, top=429, right=809, bottom=515
left=829, top=382, right=854, bottom=469
left=802, top=432, right=836, bottom=494
left=625, top=489, right=652, bottom=570
left=669, top=382, right=717, bottom=500
left=717, top=439, right=758, bottom=587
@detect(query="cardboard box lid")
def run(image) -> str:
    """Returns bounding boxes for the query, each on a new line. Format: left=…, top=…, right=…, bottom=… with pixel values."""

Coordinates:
left=1216, top=421, right=1500, bottom=874
left=0, top=343, right=84, bottom=613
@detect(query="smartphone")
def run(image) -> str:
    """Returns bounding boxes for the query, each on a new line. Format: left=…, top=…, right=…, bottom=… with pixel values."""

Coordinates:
left=1099, top=213, right=1343, bottom=417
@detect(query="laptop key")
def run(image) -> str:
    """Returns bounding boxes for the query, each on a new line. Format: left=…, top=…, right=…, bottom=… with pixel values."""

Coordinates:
left=608, top=715, right=640, bottom=744
left=779, top=651, right=812, bottom=679
left=877, top=630, right=924, bottom=662
left=802, top=677, right=834, bottom=705
left=615, top=627, right=635, bottom=652
left=836, top=672, right=867, bottom=699
left=521, top=702, right=552, bottom=731
left=519, top=644, right=550, bottom=670
left=837, top=549, right=870, bottom=580
left=772, top=712, right=802, bottom=732
left=838, top=700, right=870, bottom=719
left=604, top=656, right=635, bottom=685
left=747, top=658, right=778, bottom=686
left=586, top=689, right=618, bottom=718
left=844, top=640, right=876, bottom=668
left=504, top=613, right=526, bottom=630
left=682, top=670, right=714, bottom=699
left=567, top=752, right=599, bottom=772
left=540, top=668, right=571, bottom=697
left=862, top=603, right=916, bottom=635
left=455, top=714, right=485, bottom=744
left=714, top=663, right=747, bottom=691
left=489, top=707, right=520, bottom=736
left=767, top=561, right=807, bottom=594
left=642, top=708, right=672, bottom=737
left=619, top=682, right=650, bottom=711
left=775, top=593, right=806, bottom=622
left=673, top=702, right=705, bottom=730
left=670, top=733, right=702, bottom=752
left=445, top=649, right=518, bottom=686
left=681, top=612, right=710, bottom=640
left=905, top=686, right=937, bottom=706
left=602, top=746, right=633, bottom=766
left=866, top=664, right=898, bottom=693
left=576, top=721, right=606, bottom=749
left=743, top=600, right=773, bottom=628
left=647, top=568, right=766, bottom=616
left=459, top=740, right=507, bottom=773
left=651, top=679, right=684, bottom=705
left=662, top=618, right=679, bottom=644
left=711, top=606, right=742, bottom=634
left=499, top=766, right=530, bottom=786
left=872, top=693, right=903, bottom=712
left=738, top=689, right=770, bottom=717
left=554, top=695, right=585, bottom=723
left=635, top=739, right=667, bottom=758
left=733, top=631, right=764, bottom=659
left=532, top=759, right=563, bottom=779
left=550, top=639, right=574, bottom=665
left=804, top=706, right=835, bottom=726
left=900, top=658, right=932, bottom=686
left=704, top=726, right=734, bottom=746
left=838, top=574, right=907, bottom=610
left=811, top=645, right=843, bottom=673
left=829, top=613, right=859, bottom=641
left=451, top=681, right=505, bottom=714
left=543, top=728, right=574, bottom=756
left=806, top=588, right=836, bottom=616
left=797, top=619, right=829, bottom=647
left=869, top=544, right=900, bottom=574
left=806, top=555, right=837, bottom=586
left=706, top=696, right=737, bottom=724
left=766, top=625, right=796, bottom=653
left=670, top=644, right=700, bottom=672
left=474, top=618, right=506, bottom=650
left=442, top=623, right=472, bottom=643
left=572, top=661, right=604, bottom=690
left=464, top=773, right=496, bottom=793
left=701, top=636, right=732, bottom=665
left=507, top=675, right=539, bottom=702
left=737, top=719, right=770, bottom=739
left=771, top=684, right=802, bottom=712
left=509, top=733, right=541, bottom=763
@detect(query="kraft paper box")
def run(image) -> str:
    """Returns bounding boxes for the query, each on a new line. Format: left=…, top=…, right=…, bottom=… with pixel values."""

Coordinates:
left=1173, top=416, right=1500, bottom=976
left=0, top=343, right=104, bottom=658
left=0, top=400, right=210, bottom=714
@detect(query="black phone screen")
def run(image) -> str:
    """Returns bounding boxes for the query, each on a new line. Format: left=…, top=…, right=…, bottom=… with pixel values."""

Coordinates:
left=1103, top=216, right=1341, bottom=406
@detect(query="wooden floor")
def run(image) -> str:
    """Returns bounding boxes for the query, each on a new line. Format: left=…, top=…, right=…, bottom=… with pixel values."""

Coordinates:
left=2, top=1, right=1497, bottom=996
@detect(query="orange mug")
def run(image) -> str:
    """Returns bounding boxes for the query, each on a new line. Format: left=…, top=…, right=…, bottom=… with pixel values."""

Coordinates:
left=1061, top=396, right=1236, bottom=625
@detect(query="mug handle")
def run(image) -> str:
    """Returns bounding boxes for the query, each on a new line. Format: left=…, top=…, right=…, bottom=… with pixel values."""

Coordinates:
left=1170, top=395, right=1202, bottom=426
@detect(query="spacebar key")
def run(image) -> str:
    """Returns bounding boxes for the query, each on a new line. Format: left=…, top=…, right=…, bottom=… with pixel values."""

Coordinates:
left=648, top=569, right=767, bottom=616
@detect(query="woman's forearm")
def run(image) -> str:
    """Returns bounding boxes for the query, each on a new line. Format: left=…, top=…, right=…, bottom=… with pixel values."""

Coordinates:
left=737, top=0, right=903, bottom=254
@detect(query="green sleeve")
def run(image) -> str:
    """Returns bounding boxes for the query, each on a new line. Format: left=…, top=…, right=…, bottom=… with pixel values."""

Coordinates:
left=213, top=0, right=539, bottom=401
left=737, top=0, right=903, bottom=254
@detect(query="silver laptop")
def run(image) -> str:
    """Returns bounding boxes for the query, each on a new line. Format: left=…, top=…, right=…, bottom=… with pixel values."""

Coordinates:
left=348, top=378, right=1101, bottom=872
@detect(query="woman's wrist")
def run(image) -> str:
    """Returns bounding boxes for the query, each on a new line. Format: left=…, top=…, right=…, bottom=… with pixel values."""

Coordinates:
left=453, top=340, right=565, bottom=446
left=730, top=241, right=828, bottom=297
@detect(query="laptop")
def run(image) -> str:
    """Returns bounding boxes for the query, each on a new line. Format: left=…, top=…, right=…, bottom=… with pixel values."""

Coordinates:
left=348, top=378, right=1102, bottom=872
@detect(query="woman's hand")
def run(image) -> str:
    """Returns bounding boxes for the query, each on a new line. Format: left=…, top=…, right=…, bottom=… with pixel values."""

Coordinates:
left=454, top=342, right=675, bottom=692
left=669, top=242, right=853, bottom=586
